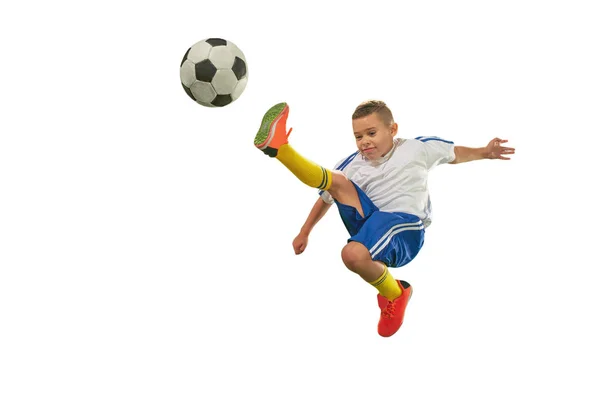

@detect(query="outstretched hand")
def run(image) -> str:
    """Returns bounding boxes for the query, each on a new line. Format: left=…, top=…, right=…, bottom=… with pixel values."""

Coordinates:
left=486, top=138, right=515, bottom=160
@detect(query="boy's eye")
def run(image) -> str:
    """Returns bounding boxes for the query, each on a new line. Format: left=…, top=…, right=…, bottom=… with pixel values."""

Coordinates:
left=369, top=131, right=376, bottom=136
left=355, top=136, right=361, bottom=140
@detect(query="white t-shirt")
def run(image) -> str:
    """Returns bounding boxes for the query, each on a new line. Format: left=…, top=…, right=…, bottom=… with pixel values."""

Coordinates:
left=320, top=136, right=456, bottom=228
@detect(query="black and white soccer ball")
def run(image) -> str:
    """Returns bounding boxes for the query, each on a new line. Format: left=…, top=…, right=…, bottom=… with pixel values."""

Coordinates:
left=180, top=38, right=248, bottom=108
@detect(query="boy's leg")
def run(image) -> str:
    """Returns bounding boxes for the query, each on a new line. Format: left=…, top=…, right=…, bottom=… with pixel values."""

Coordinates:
left=342, top=212, right=424, bottom=337
left=341, top=242, right=402, bottom=299
left=342, top=212, right=424, bottom=289
left=342, top=241, right=412, bottom=337
left=254, top=103, right=364, bottom=216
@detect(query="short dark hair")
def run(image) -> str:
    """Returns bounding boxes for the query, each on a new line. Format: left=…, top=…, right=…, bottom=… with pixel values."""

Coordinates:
left=352, top=100, right=394, bottom=126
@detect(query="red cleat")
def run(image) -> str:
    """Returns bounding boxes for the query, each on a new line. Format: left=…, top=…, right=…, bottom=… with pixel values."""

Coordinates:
left=377, top=280, right=412, bottom=337
left=254, top=102, right=293, bottom=157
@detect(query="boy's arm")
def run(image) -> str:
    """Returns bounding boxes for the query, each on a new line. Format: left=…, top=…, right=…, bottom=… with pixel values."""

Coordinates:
left=293, top=197, right=332, bottom=255
left=449, top=146, right=487, bottom=164
left=299, top=197, right=332, bottom=236
left=450, top=138, right=515, bottom=164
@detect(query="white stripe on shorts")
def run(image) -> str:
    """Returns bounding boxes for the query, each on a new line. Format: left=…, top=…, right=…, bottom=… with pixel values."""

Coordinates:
left=369, top=221, right=424, bottom=259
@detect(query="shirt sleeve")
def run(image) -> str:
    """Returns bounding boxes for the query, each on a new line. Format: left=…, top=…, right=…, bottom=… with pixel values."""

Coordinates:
left=319, top=189, right=335, bottom=205
left=416, top=136, right=456, bottom=169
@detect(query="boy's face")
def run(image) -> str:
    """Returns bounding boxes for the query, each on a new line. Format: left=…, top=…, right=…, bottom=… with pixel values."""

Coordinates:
left=352, top=113, right=398, bottom=160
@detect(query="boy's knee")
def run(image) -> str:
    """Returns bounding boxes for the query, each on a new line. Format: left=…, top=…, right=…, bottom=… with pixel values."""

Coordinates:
left=341, top=241, right=370, bottom=271
left=328, top=170, right=350, bottom=196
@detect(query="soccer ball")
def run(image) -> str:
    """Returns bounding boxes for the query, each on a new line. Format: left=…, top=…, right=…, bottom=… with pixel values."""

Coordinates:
left=180, top=38, right=248, bottom=107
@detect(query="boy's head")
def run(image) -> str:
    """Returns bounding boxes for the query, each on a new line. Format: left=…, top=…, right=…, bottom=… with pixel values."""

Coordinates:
left=352, top=100, right=398, bottom=160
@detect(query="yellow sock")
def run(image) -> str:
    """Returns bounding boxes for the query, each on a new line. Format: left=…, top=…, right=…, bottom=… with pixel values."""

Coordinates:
left=370, top=265, right=402, bottom=301
left=276, top=144, right=332, bottom=190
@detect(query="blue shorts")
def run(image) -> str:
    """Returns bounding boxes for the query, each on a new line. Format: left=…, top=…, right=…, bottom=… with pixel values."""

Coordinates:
left=334, top=181, right=425, bottom=268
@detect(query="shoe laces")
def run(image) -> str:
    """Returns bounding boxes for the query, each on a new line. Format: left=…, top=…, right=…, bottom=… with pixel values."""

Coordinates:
left=382, top=301, right=396, bottom=319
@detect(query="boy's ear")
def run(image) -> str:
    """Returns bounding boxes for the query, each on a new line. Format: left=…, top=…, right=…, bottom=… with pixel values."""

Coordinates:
left=390, top=123, right=398, bottom=136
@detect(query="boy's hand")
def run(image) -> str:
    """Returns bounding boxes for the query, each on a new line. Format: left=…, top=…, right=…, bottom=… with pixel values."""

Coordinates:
left=293, top=232, right=309, bottom=255
left=485, top=138, right=515, bottom=160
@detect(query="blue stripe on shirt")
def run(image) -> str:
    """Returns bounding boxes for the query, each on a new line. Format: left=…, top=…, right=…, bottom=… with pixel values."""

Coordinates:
left=336, top=151, right=359, bottom=171
left=416, top=136, right=454, bottom=144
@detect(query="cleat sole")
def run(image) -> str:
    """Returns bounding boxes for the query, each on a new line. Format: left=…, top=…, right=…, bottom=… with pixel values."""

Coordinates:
left=254, top=102, right=288, bottom=149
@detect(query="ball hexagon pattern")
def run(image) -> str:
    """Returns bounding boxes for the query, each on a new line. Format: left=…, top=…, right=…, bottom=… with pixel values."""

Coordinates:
left=180, top=38, right=248, bottom=107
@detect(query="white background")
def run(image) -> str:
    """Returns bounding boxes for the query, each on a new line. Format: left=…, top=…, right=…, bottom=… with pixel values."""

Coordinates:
left=1, top=0, right=599, bottom=416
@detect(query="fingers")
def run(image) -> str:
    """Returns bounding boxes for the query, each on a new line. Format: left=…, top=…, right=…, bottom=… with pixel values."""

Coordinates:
left=493, top=138, right=511, bottom=146
left=494, top=138, right=515, bottom=154
left=491, top=146, right=515, bottom=160
left=294, top=243, right=306, bottom=255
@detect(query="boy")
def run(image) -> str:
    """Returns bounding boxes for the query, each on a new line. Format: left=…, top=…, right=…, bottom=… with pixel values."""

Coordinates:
left=253, top=100, right=515, bottom=337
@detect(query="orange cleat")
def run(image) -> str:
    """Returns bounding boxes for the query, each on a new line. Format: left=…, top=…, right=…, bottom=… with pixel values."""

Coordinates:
left=377, top=280, right=412, bottom=337
left=254, top=102, right=293, bottom=157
